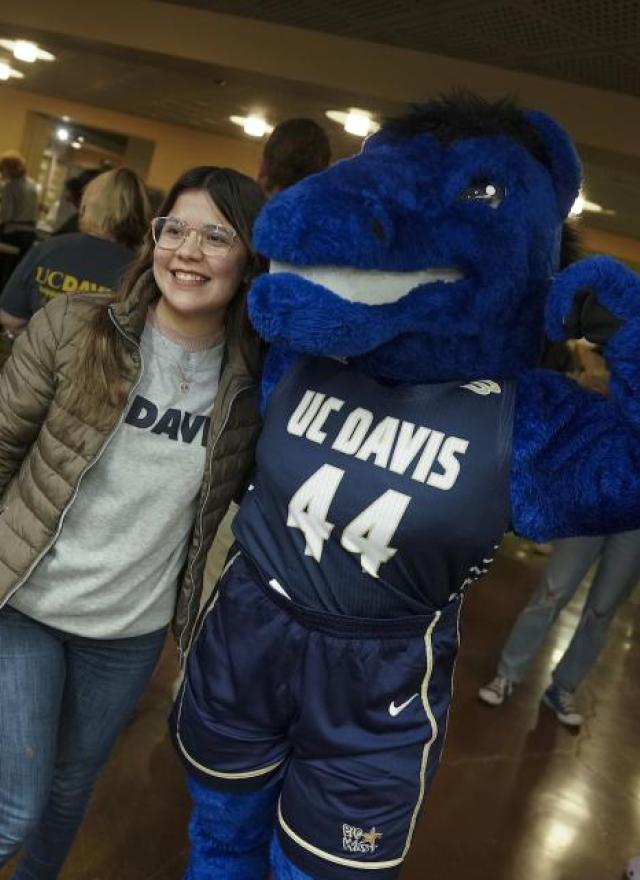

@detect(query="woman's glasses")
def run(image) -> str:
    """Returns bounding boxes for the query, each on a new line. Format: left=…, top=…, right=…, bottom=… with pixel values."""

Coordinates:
left=151, top=216, right=237, bottom=256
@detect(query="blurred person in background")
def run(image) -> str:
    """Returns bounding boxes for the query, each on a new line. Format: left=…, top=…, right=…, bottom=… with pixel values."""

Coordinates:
left=0, top=168, right=149, bottom=343
left=0, top=150, right=38, bottom=282
left=51, top=168, right=102, bottom=237
left=478, top=527, right=640, bottom=726
left=258, top=117, right=331, bottom=197
left=0, top=165, right=265, bottom=878
left=0, top=150, right=38, bottom=249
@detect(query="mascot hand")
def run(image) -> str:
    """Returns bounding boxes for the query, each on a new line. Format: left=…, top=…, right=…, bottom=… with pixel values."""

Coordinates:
left=547, top=255, right=640, bottom=431
left=546, top=255, right=639, bottom=343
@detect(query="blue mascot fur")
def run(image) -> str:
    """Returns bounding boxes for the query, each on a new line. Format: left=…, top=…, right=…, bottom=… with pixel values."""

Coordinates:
left=173, top=94, right=640, bottom=880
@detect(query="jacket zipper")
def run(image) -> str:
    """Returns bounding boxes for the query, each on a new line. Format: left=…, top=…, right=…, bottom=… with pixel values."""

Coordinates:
left=178, top=381, right=253, bottom=663
left=0, top=309, right=144, bottom=609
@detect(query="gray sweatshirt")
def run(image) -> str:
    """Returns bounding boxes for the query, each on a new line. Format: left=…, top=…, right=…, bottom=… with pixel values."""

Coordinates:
left=11, top=321, right=223, bottom=638
left=0, top=176, right=38, bottom=233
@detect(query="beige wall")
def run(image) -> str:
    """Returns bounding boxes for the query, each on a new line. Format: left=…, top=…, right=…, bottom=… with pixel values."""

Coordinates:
left=582, top=227, right=640, bottom=267
left=0, top=85, right=262, bottom=190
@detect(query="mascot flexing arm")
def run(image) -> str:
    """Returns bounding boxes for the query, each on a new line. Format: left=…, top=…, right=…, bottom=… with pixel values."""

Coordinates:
left=171, top=94, right=640, bottom=880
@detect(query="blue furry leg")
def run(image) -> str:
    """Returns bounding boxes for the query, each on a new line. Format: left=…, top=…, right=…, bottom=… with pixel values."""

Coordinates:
left=270, top=833, right=315, bottom=880
left=185, top=773, right=280, bottom=880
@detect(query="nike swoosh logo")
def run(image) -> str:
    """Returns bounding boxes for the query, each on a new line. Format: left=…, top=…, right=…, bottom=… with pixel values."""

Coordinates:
left=388, top=694, right=419, bottom=717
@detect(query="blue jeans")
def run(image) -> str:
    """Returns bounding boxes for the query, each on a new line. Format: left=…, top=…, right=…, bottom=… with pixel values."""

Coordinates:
left=0, top=605, right=166, bottom=879
left=498, top=531, right=640, bottom=692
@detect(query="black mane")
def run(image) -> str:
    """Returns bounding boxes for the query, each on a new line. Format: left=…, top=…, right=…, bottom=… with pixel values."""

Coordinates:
left=384, top=91, right=551, bottom=171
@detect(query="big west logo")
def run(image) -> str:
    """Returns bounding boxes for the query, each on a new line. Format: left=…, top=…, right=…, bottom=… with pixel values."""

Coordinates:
left=342, top=824, right=382, bottom=855
left=36, top=266, right=113, bottom=299
left=125, top=395, right=210, bottom=446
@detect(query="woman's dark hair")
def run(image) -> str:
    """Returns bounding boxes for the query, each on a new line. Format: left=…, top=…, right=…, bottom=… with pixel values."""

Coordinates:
left=259, top=118, right=331, bottom=195
left=71, top=166, right=267, bottom=413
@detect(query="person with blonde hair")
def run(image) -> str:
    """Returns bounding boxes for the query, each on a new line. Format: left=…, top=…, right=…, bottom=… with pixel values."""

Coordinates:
left=0, top=164, right=266, bottom=877
left=0, top=167, right=149, bottom=341
left=79, top=165, right=149, bottom=248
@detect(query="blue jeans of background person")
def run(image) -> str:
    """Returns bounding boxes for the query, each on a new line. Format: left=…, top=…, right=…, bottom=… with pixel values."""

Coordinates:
left=498, top=530, right=640, bottom=693
left=0, top=605, right=166, bottom=879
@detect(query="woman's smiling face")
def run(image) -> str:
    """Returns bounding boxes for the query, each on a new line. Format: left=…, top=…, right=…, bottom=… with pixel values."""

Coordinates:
left=152, top=188, right=249, bottom=330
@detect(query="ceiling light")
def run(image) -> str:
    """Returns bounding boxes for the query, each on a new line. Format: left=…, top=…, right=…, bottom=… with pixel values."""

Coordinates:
left=230, top=115, right=274, bottom=138
left=55, top=126, right=70, bottom=142
left=570, top=193, right=584, bottom=216
left=582, top=198, right=604, bottom=213
left=71, top=140, right=82, bottom=150
left=0, top=39, right=55, bottom=62
left=570, top=192, right=615, bottom=217
left=0, top=60, right=24, bottom=80
left=244, top=117, right=270, bottom=137
left=326, top=108, right=380, bottom=138
left=13, top=40, right=38, bottom=62
left=344, top=110, right=374, bottom=137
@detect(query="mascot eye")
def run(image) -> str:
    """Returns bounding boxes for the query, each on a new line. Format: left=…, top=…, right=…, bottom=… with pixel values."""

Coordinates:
left=459, top=180, right=506, bottom=209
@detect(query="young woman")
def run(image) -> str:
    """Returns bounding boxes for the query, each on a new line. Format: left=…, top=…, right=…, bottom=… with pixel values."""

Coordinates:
left=0, top=167, right=149, bottom=339
left=0, top=165, right=265, bottom=879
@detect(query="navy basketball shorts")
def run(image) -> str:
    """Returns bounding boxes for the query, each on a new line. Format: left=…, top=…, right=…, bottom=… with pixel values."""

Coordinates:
left=173, top=551, right=462, bottom=880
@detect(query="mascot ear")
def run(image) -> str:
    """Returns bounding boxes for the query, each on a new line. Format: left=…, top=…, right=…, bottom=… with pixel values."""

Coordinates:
left=524, top=110, right=582, bottom=219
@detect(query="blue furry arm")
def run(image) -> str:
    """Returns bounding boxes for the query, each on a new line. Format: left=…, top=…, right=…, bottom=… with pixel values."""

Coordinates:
left=260, top=343, right=300, bottom=414
left=512, top=255, right=640, bottom=540
left=511, top=370, right=640, bottom=540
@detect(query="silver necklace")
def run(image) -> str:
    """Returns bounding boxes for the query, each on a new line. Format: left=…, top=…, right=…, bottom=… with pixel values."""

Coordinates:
left=173, top=331, right=225, bottom=393
left=177, top=359, right=195, bottom=394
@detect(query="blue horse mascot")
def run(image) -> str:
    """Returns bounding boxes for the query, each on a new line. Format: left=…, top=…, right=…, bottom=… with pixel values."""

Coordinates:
left=171, top=93, right=640, bottom=880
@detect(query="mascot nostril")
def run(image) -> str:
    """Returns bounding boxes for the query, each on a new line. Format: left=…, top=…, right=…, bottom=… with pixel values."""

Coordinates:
left=371, top=218, right=386, bottom=242
left=179, top=91, right=640, bottom=880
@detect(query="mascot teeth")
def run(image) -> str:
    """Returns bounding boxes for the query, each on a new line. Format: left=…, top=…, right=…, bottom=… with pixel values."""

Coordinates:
left=269, top=261, right=463, bottom=305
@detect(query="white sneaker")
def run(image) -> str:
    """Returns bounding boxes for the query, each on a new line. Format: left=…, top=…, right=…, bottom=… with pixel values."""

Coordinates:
left=478, top=675, right=513, bottom=706
left=542, top=684, right=583, bottom=728
left=625, top=855, right=640, bottom=878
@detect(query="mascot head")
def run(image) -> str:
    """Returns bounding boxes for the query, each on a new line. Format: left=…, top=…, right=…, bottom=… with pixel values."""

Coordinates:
left=249, top=93, right=581, bottom=383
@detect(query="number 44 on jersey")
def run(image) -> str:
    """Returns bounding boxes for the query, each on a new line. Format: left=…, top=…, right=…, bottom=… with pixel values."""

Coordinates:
left=287, top=464, right=411, bottom=578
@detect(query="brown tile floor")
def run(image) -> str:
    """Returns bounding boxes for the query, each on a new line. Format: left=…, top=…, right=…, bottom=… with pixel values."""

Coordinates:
left=2, top=533, right=638, bottom=879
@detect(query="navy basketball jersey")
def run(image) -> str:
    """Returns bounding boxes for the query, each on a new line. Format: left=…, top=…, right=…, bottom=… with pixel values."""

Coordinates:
left=233, top=357, right=515, bottom=618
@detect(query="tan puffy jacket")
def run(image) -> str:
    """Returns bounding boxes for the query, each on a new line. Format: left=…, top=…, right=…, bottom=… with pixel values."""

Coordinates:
left=0, top=271, right=261, bottom=657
